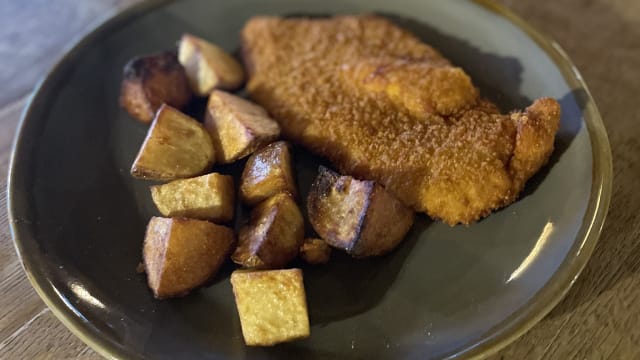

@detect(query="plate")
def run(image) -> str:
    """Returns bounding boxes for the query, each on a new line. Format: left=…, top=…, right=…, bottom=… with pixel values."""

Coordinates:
left=8, top=0, right=611, bottom=359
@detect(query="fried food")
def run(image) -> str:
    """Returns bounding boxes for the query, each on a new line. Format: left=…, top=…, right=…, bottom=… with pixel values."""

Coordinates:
left=150, top=173, right=234, bottom=222
left=143, top=217, right=234, bottom=299
left=307, top=166, right=414, bottom=258
left=178, top=34, right=245, bottom=96
left=120, top=51, right=192, bottom=123
left=232, top=193, right=304, bottom=269
left=204, top=90, right=280, bottom=164
left=230, top=269, right=310, bottom=346
left=299, top=238, right=331, bottom=265
left=241, top=15, right=561, bottom=225
left=240, top=141, right=297, bottom=206
left=131, top=104, right=215, bottom=180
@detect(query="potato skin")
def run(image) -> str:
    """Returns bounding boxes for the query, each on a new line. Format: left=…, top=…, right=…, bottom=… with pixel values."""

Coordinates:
left=230, top=269, right=310, bottom=346
left=307, top=166, right=370, bottom=250
left=232, top=193, right=304, bottom=269
left=353, top=182, right=415, bottom=257
left=150, top=173, right=234, bottom=222
left=143, top=217, right=234, bottom=299
left=240, top=141, right=297, bottom=206
left=307, top=166, right=414, bottom=258
left=120, top=51, right=192, bottom=123
left=131, top=104, right=215, bottom=180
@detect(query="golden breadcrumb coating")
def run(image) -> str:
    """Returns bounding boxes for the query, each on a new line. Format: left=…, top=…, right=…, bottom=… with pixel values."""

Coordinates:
left=241, top=15, right=560, bottom=225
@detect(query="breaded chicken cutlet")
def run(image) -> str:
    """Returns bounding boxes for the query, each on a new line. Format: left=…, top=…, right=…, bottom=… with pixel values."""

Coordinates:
left=241, top=15, right=560, bottom=225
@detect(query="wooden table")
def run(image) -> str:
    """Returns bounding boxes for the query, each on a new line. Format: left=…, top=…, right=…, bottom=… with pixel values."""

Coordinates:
left=0, top=0, right=638, bottom=358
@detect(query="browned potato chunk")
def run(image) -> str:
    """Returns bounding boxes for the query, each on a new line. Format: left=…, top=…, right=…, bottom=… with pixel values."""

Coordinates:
left=204, top=90, right=280, bottom=164
left=150, top=173, right=234, bottom=222
left=119, top=51, right=192, bottom=123
left=231, top=269, right=310, bottom=346
left=307, top=166, right=415, bottom=258
left=178, top=34, right=245, bottom=96
left=232, top=193, right=303, bottom=269
left=299, top=238, right=331, bottom=265
left=240, top=141, right=296, bottom=206
left=131, top=104, right=215, bottom=180
left=143, top=217, right=234, bottom=299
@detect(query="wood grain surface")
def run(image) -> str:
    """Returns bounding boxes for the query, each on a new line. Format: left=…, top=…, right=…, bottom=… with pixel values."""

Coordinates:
left=0, top=0, right=638, bottom=359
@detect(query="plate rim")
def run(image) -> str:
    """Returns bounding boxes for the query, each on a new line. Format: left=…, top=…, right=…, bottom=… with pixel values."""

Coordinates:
left=443, top=2, right=613, bottom=358
left=6, top=1, right=612, bottom=359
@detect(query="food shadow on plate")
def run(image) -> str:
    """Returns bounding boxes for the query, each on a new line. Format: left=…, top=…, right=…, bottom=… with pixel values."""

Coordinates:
left=381, top=13, right=581, bottom=206
left=181, top=95, right=209, bottom=121
left=519, top=88, right=587, bottom=199
left=154, top=293, right=241, bottom=358
left=291, top=146, right=430, bottom=326
left=244, top=343, right=361, bottom=360
left=380, top=13, right=532, bottom=111
left=154, top=146, right=427, bottom=357
left=285, top=6, right=531, bottom=113
left=302, top=216, right=427, bottom=326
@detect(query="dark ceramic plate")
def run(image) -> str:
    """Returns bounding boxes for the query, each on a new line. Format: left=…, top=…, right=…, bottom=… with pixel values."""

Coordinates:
left=8, top=0, right=611, bottom=359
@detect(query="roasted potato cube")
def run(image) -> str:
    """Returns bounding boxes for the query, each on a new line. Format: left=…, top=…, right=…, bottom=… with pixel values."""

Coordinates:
left=178, top=34, right=245, bottom=96
left=150, top=173, right=234, bottom=222
left=299, top=238, right=331, bottom=265
left=240, top=141, right=296, bottom=206
left=143, top=217, right=234, bottom=299
left=119, top=51, right=192, bottom=123
left=204, top=90, right=280, bottom=164
left=307, top=166, right=415, bottom=258
left=131, top=104, right=215, bottom=180
left=231, top=269, right=310, bottom=346
left=232, top=193, right=303, bottom=269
